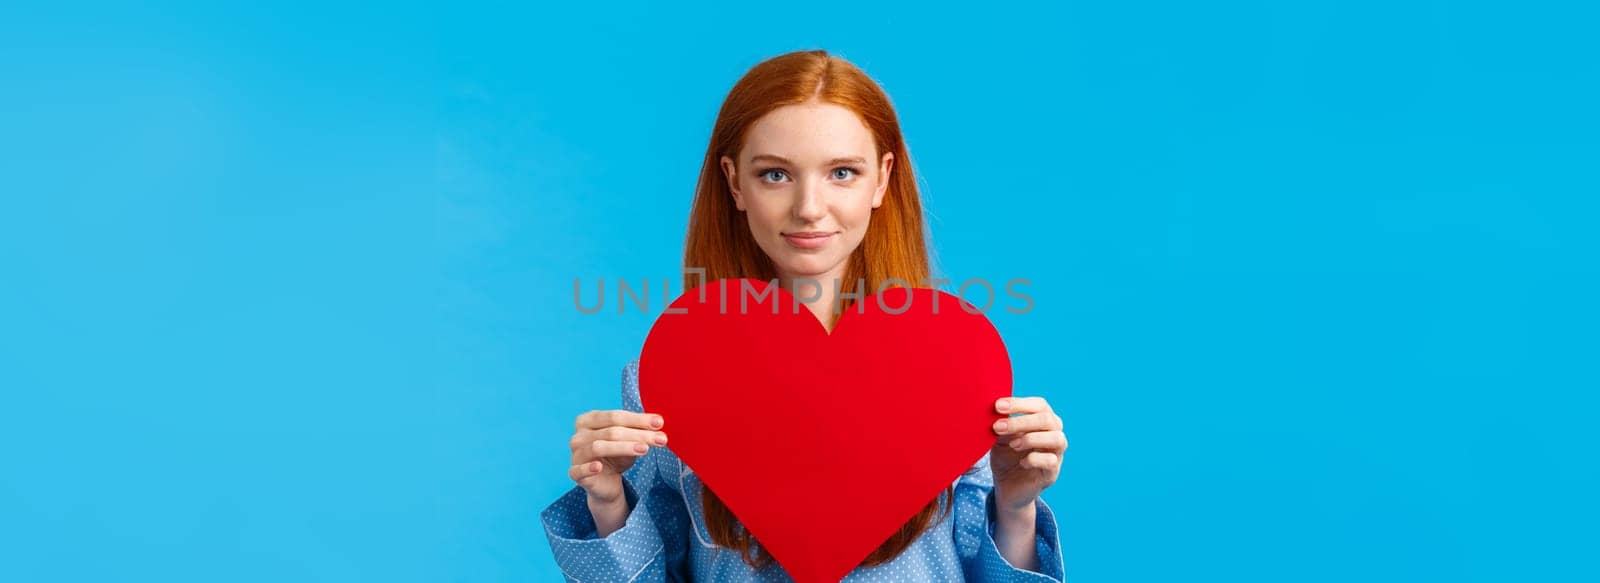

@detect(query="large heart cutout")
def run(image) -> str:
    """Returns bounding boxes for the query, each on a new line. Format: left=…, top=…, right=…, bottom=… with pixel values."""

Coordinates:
left=639, top=278, right=1011, bottom=582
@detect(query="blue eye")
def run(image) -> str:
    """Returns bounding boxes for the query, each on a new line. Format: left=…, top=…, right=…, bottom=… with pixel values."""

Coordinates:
left=758, top=169, right=789, bottom=183
left=832, top=167, right=859, bottom=180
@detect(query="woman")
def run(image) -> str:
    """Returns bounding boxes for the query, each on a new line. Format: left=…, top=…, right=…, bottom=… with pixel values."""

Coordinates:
left=542, top=49, right=1069, bottom=582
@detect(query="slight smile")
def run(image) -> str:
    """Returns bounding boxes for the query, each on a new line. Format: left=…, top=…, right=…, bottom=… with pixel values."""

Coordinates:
left=781, top=231, right=837, bottom=250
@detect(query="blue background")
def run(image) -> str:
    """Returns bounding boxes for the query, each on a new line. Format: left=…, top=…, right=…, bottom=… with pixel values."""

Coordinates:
left=2, top=1, right=1596, bottom=581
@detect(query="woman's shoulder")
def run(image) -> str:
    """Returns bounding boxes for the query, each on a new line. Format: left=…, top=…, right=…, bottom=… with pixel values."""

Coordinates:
left=620, top=358, right=644, bottom=413
left=619, top=357, right=688, bottom=478
left=958, top=452, right=994, bottom=488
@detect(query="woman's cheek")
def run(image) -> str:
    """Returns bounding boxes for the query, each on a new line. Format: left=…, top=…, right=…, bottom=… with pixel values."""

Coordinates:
left=839, top=188, right=873, bottom=225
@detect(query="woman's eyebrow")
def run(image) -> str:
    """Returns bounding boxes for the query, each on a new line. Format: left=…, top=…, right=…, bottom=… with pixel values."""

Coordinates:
left=748, top=154, right=868, bottom=166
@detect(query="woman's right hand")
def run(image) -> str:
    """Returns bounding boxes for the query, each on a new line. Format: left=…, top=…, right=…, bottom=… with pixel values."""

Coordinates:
left=568, top=409, right=668, bottom=507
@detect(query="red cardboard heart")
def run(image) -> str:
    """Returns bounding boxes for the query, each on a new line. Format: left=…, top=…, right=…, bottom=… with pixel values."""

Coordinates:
left=639, top=278, right=1011, bottom=583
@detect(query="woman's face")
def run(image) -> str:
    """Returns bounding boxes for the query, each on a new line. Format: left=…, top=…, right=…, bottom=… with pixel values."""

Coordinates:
left=721, top=102, right=893, bottom=285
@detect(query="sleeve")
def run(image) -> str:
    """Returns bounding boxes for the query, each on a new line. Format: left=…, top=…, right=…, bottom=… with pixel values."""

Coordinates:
left=953, top=453, right=1067, bottom=582
left=540, top=360, right=692, bottom=582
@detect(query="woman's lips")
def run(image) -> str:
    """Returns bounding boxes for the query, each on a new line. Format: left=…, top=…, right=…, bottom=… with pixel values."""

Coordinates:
left=781, top=232, right=835, bottom=249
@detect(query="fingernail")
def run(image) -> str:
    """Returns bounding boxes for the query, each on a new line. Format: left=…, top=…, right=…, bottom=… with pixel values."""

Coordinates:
left=994, top=419, right=1009, bottom=433
left=996, top=398, right=1010, bottom=413
left=1009, top=438, right=1022, bottom=450
left=653, top=433, right=668, bottom=445
left=651, top=415, right=664, bottom=429
left=633, top=443, right=648, bottom=454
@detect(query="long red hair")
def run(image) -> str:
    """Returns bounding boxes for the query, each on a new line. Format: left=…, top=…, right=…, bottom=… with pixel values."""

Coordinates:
left=681, top=49, right=949, bottom=569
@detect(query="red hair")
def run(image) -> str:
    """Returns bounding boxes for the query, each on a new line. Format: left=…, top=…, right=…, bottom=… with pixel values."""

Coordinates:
left=681, top=49, right=948, bottom=569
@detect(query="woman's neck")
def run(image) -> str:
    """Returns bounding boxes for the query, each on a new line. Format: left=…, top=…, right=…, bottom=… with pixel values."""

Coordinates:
left=777, top=266, right=848, bottom=334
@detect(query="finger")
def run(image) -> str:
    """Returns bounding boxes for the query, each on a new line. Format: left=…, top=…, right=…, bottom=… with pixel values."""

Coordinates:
left=1007, top=430, right=1068, bottom=453
left=576, top=409, right=664, bottom=431
left=1018, top=450, right=1060, bottom=471
left=994, top=411, right=1063, bottom=435
left=572, top=438, right=652, bottom=461
left=996, top=396, right=1052, bottom=415
left=568, top=461, right=604, bottom=482
left=576, top=427, right=668, bottom=449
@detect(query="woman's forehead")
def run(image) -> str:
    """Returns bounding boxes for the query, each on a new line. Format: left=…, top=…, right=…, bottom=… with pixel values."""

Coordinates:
left=741, top=103, right=877, bottom=163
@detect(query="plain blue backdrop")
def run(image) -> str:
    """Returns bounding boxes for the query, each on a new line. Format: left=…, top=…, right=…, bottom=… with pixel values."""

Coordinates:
left=2, top=1, right=1596, bottom=581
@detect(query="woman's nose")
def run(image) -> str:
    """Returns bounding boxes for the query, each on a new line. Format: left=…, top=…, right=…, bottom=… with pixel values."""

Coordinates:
left=793, top=179, right=827, bottom=222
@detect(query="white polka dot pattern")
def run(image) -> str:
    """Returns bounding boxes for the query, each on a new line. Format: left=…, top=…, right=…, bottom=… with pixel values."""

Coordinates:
left=540, top=360, right=1067, bottom=582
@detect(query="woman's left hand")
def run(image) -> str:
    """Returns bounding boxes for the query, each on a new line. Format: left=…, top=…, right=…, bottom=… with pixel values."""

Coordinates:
left=989, top=396, right=1068, bottom=512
